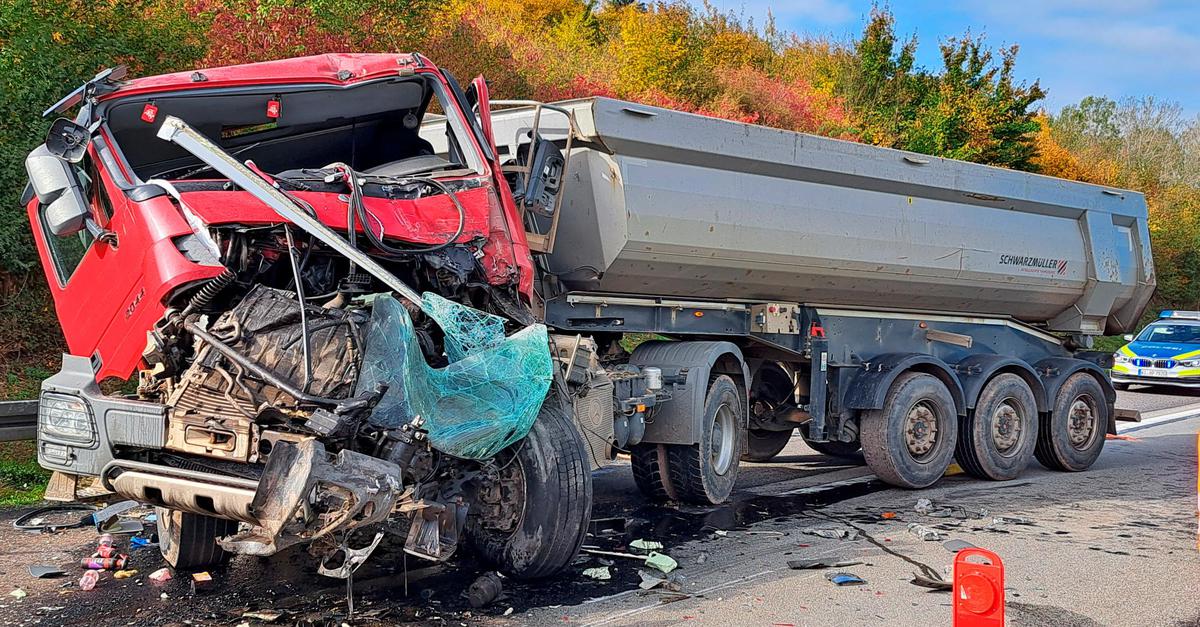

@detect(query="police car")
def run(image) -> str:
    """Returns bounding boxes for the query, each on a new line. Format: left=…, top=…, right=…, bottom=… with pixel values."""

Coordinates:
left=1111, top=311, right=1200, bottom=390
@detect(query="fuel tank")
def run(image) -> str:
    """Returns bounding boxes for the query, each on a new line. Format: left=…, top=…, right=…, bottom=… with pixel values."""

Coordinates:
left=488, top=97, right=1155, bottom=335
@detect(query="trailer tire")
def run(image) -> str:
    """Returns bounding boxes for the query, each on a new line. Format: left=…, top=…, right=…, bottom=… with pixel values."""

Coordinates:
left=956, top=374, right=1038, bottom=481
left=157, top=507, right=237, bottom=570
left=467, top=398, right=593, bottom=580
left=631, top=443, right=678, bottom=501
left=743, top=428, right=793, bottom=462
left=860, top=372, right=958, bottom=489
left=666, top=375, right=744, bottom=504
left=1035, top=373, right=1107, bottom=472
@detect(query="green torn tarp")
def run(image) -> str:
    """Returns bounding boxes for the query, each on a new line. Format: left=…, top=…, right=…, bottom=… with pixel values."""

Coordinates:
left=357, top=292, right=553, bottom=460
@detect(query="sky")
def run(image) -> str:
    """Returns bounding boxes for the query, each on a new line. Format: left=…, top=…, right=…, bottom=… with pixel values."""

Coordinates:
left=700, top=0, right=1200, bottom=116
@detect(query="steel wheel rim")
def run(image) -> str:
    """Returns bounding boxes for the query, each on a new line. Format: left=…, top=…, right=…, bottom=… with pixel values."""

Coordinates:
left=904, top=400, right=940, bottom=462
left=991, top=398, right=1023, bottom=457
left=1067, top=395, right=1098, bottom=451
left=711, top=402, right=736, bottom=475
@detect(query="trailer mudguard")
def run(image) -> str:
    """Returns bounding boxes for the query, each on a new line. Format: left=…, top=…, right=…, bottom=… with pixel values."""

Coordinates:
left=844, top=353, right=965, bottom=416
left=1034, top=357, right=1117, bottom=434
left=630, top=341, right=749, bottom=445
left=953, top=355, right=1048, bottom=412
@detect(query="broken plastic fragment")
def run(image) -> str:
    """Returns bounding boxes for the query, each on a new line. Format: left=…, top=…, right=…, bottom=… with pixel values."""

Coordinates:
left=942, top=539, right=975, bottom=553
left=630, top=539, right=663, bottom=551
left=9, top=588, right=27, bottom=599
left=915, top=498, right=934, bottom=514
left=148, top=567, right=172, bottom=583
left=113, top=569, right=138, bottom=579
left=583, top=566, right=612, bottom=581
left=804, top=528, right=858, bottom=540
left=907, top=523, right=943, bottom=541
left=638, top=570, right=667, bottom=590
left=825, top=572, right=866, bottom=586
left=644, top=552, right=678, bottom=574
left=787, top=559, right=863, bottom=570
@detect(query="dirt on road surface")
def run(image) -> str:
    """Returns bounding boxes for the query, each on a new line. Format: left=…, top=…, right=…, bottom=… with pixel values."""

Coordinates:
left=1, top=391, right=1197, bottom=627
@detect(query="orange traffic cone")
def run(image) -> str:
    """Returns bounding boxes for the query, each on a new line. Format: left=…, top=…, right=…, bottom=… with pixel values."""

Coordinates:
left=952, top=548, right=1004, bottom=627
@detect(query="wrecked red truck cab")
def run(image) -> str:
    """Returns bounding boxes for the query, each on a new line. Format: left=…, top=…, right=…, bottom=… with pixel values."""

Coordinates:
left=25, top=53, right=591, bottom=579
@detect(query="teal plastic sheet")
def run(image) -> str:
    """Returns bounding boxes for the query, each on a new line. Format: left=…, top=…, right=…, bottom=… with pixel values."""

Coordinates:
left=357, top=293, right=553, bottom=460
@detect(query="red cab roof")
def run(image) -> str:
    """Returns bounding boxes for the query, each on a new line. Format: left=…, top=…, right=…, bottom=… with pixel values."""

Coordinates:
left=107, top=53, right=430, bottom=100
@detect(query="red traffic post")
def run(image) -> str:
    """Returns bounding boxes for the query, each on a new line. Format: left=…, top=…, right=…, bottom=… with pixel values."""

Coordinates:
left=953, top=547, right=1004, bottom=627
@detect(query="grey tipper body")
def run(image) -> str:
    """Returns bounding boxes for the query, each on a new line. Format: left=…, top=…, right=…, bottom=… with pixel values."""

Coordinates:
left=489, top=96, right=1153, bottom=336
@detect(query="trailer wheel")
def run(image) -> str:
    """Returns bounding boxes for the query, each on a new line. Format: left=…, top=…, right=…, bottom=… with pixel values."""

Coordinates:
left=743, top=428, right=793, bottom=462
left=631, top=443, right=678, bottom=501
left=665, top=375, right=744, bottom=504
left=956, top=374, right=1038, bottom=481
left=467, top=397, right=593, bottom=579
left=1035, top=373, right=1107, bottom=472
left=157, top=507, right=237, bottom=569
left=860, top=372, right=958, bottom=489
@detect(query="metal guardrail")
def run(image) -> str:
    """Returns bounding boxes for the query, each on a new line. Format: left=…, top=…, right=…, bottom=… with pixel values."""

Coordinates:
left=0, top=400, right=37, bottom=442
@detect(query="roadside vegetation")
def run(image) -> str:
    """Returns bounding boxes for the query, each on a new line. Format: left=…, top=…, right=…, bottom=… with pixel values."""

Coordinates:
left=0, top=1, right=1196, bottom=484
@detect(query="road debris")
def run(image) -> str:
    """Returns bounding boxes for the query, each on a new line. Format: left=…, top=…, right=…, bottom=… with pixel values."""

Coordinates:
left=991, top=515, right=1034, bottom=526
left=583, top=567, right=612, bottom=581
left=465, top=572, right=503, bottom=608
left=630, top=539, right=663, bottom=551
left=588, top=518, right=627, bottom=537
left=28, top=564, right=66, bottom=579
left=638, top=571, right=666, bottom=590
left=825, top=572, right=866, bottom=586
left=130, top=535, right=158, bottom=550
left=12, top=504, right=96, bottom=532
left=191, top=571, right=214, bottom=593
left=78, top=571, right=100, bottom=591
left=910, top=573, right=952, bottom=591
left=243, top=610, right=285, bottom=622
left=915, top=498, right=987, bottom=519
left=943, top=539, right=975, bottom=553
left=907, top=523, right=943, bottom=541
left=148, top=568, right=172, bottom=583
left=644, top=552, right=679, bottom=574
left=114, top=569, right=138, bottom=579
left=915, top=498, right=934, bottom=514
left=9, top=588, right=27, bottom=600
left=696, top=551, right=709, bottom=565
left=787, top=559, right=864, bottom=570
left=86, top=500, right=141, bottom=532
left=880, top=512, right=897, bottom=519
left=804, top=528, right=858, bottom=540
left=81, top=556, right=128, bottom=570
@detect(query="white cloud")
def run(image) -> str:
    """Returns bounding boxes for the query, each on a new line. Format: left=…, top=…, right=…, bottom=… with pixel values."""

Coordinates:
left=701, top=0, right=859, bottom=27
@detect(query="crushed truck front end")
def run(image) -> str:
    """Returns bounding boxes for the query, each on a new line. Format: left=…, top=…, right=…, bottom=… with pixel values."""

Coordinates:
left=26, top=53, right=590, bottom=579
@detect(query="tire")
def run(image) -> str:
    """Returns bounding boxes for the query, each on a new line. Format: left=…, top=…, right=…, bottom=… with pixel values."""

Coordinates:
left=1035, top=373, right=1108, bottom=472
left=467, top=398, right=592, bottom=579
left=631, top=442, right=678, bottom=501
left=1113, top=382, right=1130, bottom=391
left=860, top=372, right=958, bottom=489
left=157, top=507, right=237, bottom=570
left=664, top=375, right=744, bottom=505
left=743, top=428, right=794, bottom=462
left=956, top=373, right=1038, bottom=481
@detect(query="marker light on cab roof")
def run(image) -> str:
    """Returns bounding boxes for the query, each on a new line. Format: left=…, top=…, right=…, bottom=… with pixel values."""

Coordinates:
left=1159, top=310, right=1200, bottom=320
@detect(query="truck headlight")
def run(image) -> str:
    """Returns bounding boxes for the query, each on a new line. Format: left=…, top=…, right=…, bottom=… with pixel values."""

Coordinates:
left=39, top=393, right=95, bottom=444
left=1113, top=354, right=1131, bottom=364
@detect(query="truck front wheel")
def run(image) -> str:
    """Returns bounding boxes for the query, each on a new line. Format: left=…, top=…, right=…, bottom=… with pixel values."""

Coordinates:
left=467, top=397, right=592, bottom=579
left=157, top=507, right=238, bottom=569
left=860, top=373, right=958, bottom=489
left=666, top=375, right=744, bottom=504
left=956, top=374, right=1039, bottom=481
left=1035, top=373, right=1107, bottom=472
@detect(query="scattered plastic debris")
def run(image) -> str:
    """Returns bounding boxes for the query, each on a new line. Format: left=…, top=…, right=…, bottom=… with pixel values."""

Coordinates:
left=583, top=567, right=612, bottom=581
left=915, top=498, right=934, bottom=514
left=881, top=512, right=897, bottom=519
left=582, top=548, right=645, bottom=560
left=465, top=572, right=503, bottom=608
left=144, top=513, right=158, bottom=523
left=12, top=503, right=96, bottom=533
left=1106, top=433, right=1139, bottom=441
left=588, top=518, right=627, bottom=537
left=191, top=571, right=214, bottom=593
left=630, top=539, right=664, bottom=551
left=943, top=539, right=975, bottom=553
left=644, top=552, right=678, bottom=574
left=79, top=570, right=100, bottom=591
left=81, top=556, right=128, bottom=570
left=86, top=500, right=140, bottom=532
left=714, top=530, right=728, bottom=537
left=907, top=523, right=943, bottom=541
left=503, top=608, right=514, bottom=616
left=638, top=571, right=666, bottom=590
left=114, top=569, right=138, bottom=579
left=991, top=515, right=1034, bottom=526
left=825, top=572, right=866, bottom=586
left=243, top=610, right=284, bottom=622
left=148, top=568, right=172, bottom=583
left=130, top=535, right=158, bottom=550
left=804, top=528, right=858, bottom=540
left=28, top=564, right=66, bottom=579
left=10, top=588, right=28, bottom=599
left=915, top=498, right=987, bottom=519
left=910, top=573, right=952, bottom=591
left=696, top=552, right=709, bottom=565
left=787, top=559, right=863, bottom=570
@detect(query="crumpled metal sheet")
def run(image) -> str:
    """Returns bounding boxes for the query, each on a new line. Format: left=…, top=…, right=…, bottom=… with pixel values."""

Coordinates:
left=357, top=293, right=553, bottom=459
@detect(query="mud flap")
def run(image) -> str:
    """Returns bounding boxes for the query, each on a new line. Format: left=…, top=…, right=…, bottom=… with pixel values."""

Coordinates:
left=218, top=439, right=402, bottom=556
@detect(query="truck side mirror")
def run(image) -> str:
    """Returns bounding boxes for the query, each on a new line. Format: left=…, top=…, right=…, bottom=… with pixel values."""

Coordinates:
left=25, top=144, right=90, bottom=237
left=45, top=118, right=91, bottom=163
left=516, top=136, right=565, bottom=217
left=1123, top=334, right=1134, bottom=341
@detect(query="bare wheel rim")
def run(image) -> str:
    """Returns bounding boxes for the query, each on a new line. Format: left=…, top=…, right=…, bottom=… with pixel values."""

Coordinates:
left=711, top=402, right=736, bottom=475
left=991, top=398, right=1023, bottom=457
left=1067, top=395, right=1098, bottom=451
left=903, top=400, right=940, bottom=462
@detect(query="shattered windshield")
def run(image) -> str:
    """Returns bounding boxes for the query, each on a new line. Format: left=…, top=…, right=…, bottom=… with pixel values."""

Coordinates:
left=102, top=74, right=485, bottom=183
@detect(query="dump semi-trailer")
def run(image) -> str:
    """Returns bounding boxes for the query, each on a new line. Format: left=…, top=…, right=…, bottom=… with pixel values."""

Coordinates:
left=24, top=55, right=1152, bottom=581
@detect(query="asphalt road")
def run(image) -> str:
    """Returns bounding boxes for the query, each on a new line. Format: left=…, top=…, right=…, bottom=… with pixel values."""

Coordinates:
left=1, top=388, right=1198, bottom=626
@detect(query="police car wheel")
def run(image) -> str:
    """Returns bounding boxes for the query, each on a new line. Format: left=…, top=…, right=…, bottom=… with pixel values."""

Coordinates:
left=1036, top=373, right=1107, bottom=472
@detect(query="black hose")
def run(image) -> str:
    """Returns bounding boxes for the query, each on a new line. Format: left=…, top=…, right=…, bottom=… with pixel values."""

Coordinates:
left=342, top=167, right=467, bottom=255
